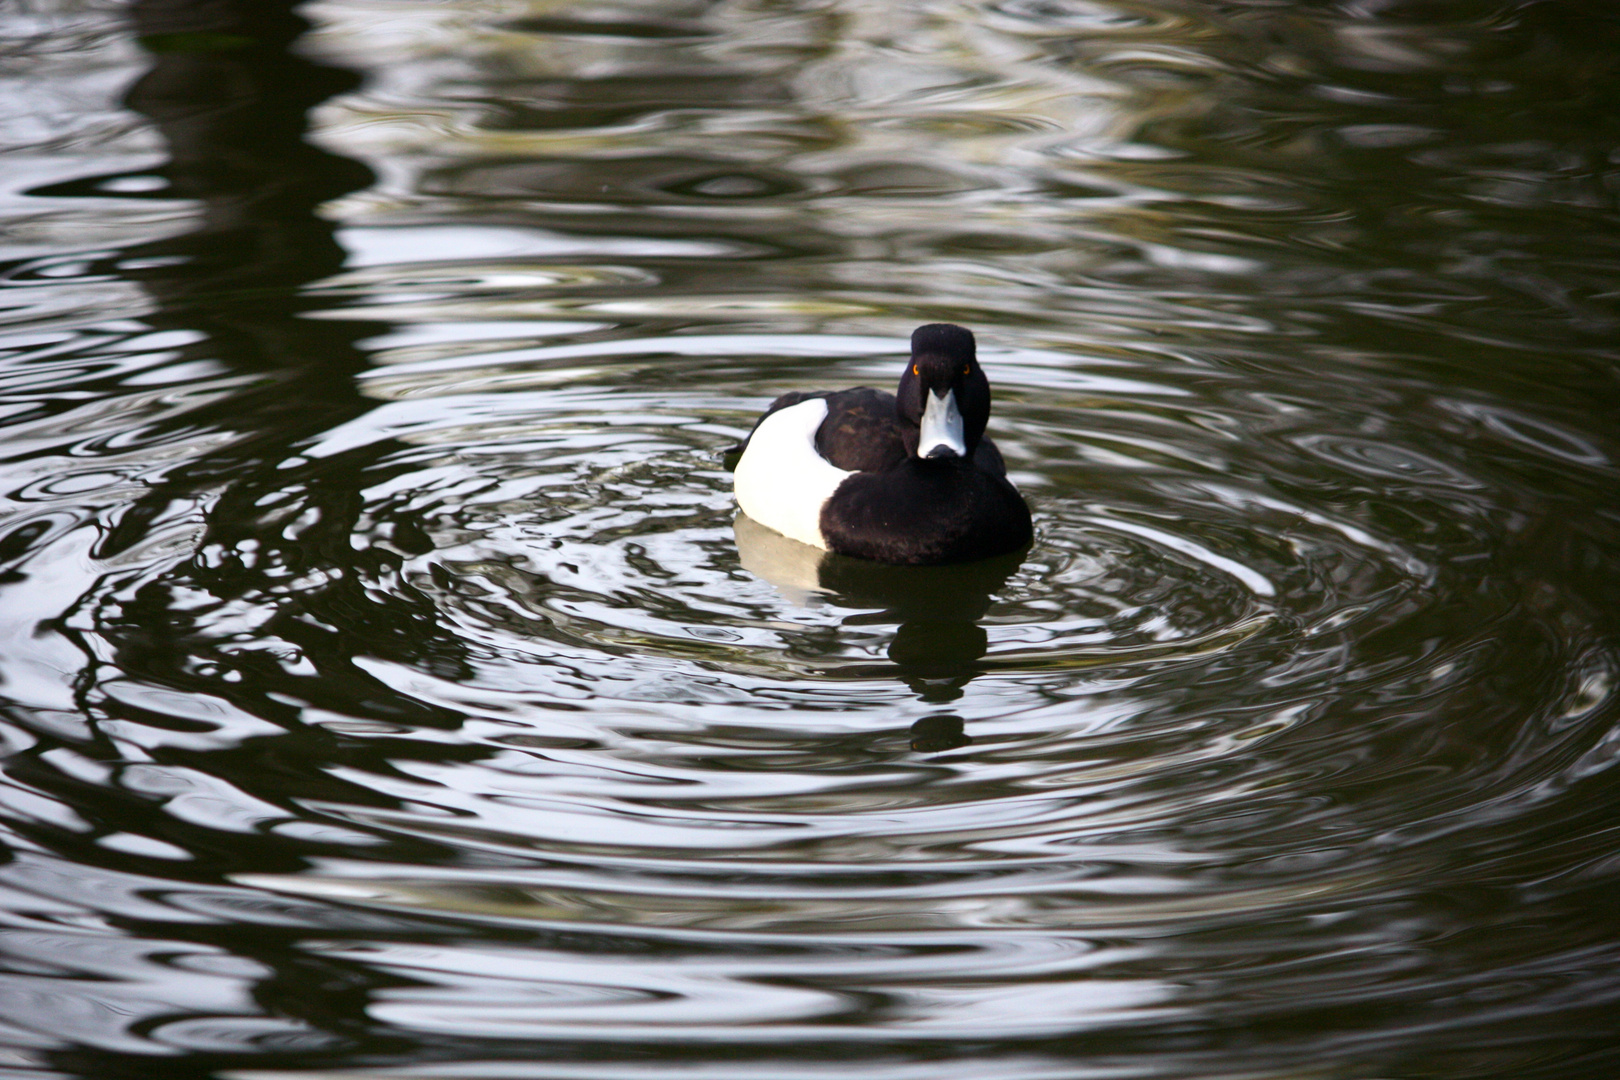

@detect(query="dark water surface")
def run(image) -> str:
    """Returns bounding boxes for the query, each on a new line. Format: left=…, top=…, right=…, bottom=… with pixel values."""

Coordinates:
left=2, top=1, right=1620, bottom=1077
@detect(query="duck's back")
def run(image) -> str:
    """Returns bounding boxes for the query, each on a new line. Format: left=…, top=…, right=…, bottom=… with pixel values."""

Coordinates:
left=747, top=388, right=904, bottom=472
left=751, top=387, right=1006, bottom=476
left=814, top=388, right=908, bottom=472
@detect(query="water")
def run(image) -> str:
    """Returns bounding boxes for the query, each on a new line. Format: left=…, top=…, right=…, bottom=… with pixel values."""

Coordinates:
left=2, top=1, right=1619, bottom=1077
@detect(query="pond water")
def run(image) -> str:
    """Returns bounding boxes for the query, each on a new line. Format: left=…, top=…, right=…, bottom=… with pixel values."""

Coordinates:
left=2, top=1, right=1619, bottom=1078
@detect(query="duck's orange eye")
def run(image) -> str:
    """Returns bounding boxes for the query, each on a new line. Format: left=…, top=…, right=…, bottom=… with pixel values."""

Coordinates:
left=912, top=364, right=919, bottom=375
left=963, top=364, right=970, bottom=375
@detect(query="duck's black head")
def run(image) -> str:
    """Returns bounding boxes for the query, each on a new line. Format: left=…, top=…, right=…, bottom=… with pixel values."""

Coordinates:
left=896, top=323, right=990, bottom=460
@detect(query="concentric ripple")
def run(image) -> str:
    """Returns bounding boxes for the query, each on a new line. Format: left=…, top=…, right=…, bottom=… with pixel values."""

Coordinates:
left=3, top=287, right=1618, bottom=1076
left=67, top=309, right=1587, bottom=1070
left=131, top=317, right=1588, bottom=904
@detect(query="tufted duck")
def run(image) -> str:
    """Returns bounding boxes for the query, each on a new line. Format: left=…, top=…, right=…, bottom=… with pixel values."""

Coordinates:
left=733, top=324, right=1032, bottom=565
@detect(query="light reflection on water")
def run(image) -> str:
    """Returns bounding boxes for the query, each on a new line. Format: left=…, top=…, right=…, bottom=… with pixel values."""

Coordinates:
left=1, top=1, right=1619, bottom=1078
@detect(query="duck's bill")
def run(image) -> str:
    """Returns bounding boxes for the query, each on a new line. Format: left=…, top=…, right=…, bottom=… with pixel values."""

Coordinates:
left=919, top=388, right=966, bottom=459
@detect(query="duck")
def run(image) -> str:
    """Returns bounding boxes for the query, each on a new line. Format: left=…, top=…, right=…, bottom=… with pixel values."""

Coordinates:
left=733, top=323, right=1032, bottom=565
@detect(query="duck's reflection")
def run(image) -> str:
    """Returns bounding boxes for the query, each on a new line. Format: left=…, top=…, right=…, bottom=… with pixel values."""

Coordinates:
left=735, top=513, right=1024, bottom=751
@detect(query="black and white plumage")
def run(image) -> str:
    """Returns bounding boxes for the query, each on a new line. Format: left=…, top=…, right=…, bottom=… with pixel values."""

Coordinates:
left=733, top=323, right=1032, bottom=566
